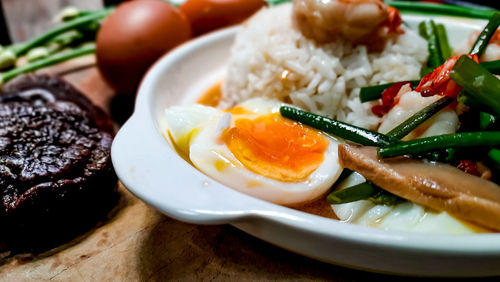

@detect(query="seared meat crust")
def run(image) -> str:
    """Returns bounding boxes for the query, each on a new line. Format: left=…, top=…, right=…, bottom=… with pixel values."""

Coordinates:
left=0, top=75, right=117, bottom=250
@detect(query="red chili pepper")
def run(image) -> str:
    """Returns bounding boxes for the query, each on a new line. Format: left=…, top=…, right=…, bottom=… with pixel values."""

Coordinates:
left=457, top=160, right=481, bottom=177
left=371, top=104, right=391, bottom=117
left=371, top=81, right=411, bottom=117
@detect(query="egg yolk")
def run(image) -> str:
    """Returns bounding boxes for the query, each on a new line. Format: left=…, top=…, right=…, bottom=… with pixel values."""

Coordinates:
left=222, top=113, right=329, bottom=182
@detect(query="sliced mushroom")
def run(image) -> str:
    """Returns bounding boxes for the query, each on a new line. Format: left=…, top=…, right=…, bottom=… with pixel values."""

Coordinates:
left=339, top=144, right=500, bottom=231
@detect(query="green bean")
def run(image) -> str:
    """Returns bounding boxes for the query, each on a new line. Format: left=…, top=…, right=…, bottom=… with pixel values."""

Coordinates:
left=12, top=10, right=109, bottom=57
left=0, top=45, right=95, bottom=86
left=435, top=23, right=452, bottom=60
left=327, top=182, right=375, bottom=204
left=480, top=112, right=497, bottom=130
left=328, top=181, right=403, bottom=205
left=359, top=80, right=419, bottom=102
left=386, top=96, right=454, bottom=139
left=279, top=106, right=396, bottom=146
left=481, top=60, right=500, bottom=75
left=370, top=189, right=404, bottom=206
left=470, top=12, right=500, bottom=58
left=414, top=148, right=456, bottom=163
left=488, top=148, right=500, bottom=170
left=450, top=55, right=500, bottom=116
left=386, top=1, right=496, bottom=19
left=457, top=91, right=483, bottom=109
left=419, top=20, right=444, bottom=69
left=378, top=132, right=500, bottom=158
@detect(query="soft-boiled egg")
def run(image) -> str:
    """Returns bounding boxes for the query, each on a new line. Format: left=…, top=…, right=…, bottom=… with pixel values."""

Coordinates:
left=331, top=172, right=487, bottom=234
left=165, top=98, right=342, bottom=206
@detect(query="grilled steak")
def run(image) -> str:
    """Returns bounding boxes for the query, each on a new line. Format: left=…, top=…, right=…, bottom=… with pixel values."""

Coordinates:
left=0, top=75, right=117, bottom=250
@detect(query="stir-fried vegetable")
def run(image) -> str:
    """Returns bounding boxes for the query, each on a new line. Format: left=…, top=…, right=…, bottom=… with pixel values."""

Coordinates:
left=360, top=60, right=500, bottom=104
left=450, top=55, right=500, bottom=116
left=419, top=20, right=445, bottom=72
left=378, top=132, right=500, bottom=158
left=480, top=112, right=497, bottom=130
left=386, top=96, right=454, bottom=139
left=283, top=94, right=455, bottom=205
left=435, top=23, right=452, bottom=60
left=481, top=60, right=500, bottom=75
left=327, top=182, right=374, bottom=205
left=326, top=96, right=453, bottom=204
left=488, top=148, right=500, bottom=170
left=279, top=106, right=396, bottom=146
left=300, top=9, right=500, bottom=207
left=470, top=12, right=500, bottom=57
left=359, top=80, right=419, bottom=102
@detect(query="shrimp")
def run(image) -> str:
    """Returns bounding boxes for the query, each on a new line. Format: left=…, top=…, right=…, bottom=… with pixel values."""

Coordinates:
left=292, top=0, right=401, bottom=44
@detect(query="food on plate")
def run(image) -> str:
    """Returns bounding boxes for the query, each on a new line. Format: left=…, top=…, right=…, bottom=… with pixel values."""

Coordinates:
left=331, top=172, right=487, bottom=234
left=166, top=98, right=342, bottom=206
left=221, top=2, right=427, bottom=130
left=339, top=145, right=500, bottom=231
left=292, top=0, right=401, bottom=46
left=96, top=0, right=192, bottom=94
left=0, top=75, right=117, bottom=248
left=165, top=0, right=500, bottom=233
left=180, top=0, right=266, bottom=35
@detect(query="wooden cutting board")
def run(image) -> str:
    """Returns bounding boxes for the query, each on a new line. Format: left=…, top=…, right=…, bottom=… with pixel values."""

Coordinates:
left=0, top=57, right=396, bottom=281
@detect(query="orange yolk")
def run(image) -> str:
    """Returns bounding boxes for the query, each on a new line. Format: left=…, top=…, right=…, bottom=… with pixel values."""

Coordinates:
left=222, top=113, right=329, bottom=182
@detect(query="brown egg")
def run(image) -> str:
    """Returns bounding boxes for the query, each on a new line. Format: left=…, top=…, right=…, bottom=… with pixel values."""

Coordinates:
left=96, top=0, right=192, bottom=95
left=180, top=0, right=266, bottom=35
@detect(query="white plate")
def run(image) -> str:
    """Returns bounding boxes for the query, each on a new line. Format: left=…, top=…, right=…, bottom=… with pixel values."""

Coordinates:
left=112, top=14, right=500, bottom=277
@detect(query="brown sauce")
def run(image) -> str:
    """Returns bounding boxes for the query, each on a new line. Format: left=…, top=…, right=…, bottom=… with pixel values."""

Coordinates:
left=293, top=197, right=339, bottom=220
left=197, top=81, right=222, bottom=107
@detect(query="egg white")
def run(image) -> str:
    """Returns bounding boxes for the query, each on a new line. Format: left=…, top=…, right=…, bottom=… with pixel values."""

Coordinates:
left=165, top=98, right=343, bottom=206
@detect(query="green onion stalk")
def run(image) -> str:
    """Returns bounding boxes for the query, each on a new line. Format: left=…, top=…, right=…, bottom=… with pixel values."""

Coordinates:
left=466, top=12, right=500, bottom=129
left=0, top=8, right=110, bottom=86
left=0, top=45, right=96, bottom=86
left=378, top=131, right=500, bottom=158
left=451, top=55, right=500, bottom=117
left=11, top=9, right=109, bottom=57
left=419, top=20, right=445, bottom=72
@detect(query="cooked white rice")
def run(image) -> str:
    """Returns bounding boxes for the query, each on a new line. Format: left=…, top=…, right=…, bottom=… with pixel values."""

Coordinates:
left=222, top=3, right=428, bottom=130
